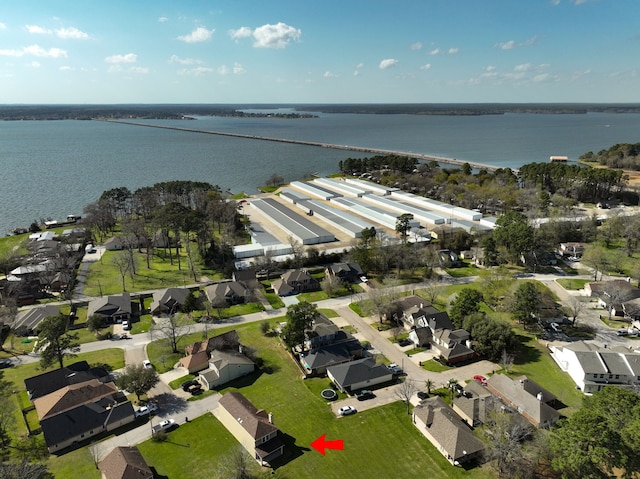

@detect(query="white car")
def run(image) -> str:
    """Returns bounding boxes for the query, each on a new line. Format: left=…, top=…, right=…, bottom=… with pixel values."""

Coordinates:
left=142, top=360, right=153, bottom=369
left=387, top=363, right=402, bottom=374
left=339, top=406, right=357, bottom=416
left=135, top=403, right=158, bottom=417
left=152, top=418, right=176, bottom=433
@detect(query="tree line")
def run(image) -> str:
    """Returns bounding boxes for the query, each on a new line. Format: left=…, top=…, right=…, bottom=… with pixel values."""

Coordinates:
left=580, top=142, right=640, bottom=171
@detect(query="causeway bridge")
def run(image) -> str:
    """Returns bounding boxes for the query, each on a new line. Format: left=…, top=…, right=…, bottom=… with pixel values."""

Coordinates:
left=104, top=119, right=516, bottom=174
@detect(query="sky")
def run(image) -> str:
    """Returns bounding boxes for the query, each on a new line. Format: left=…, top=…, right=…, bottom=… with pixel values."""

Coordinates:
left=1, top=0, right=639, bottom=104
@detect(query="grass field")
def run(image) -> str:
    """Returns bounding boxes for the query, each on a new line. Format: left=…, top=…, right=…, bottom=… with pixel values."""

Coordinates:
left=556, top=278, right=590, bottom=290
left=135, top=321, right=495, bottom=479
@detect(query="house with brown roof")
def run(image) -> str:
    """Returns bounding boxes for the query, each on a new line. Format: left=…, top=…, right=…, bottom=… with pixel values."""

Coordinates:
left=486, top=374, right=560, bottom=428
left=12, top=304, right=61, bottom=335
left=217, top=391, right=284, bottom=466
left=205, top=281, right=249, bottom=305
left=24, top=361, right=110, bottom=401
left=180, top=330, right=242, bottom=373
left=99, top=446, right=153, bottom=479
left=272, top=269, right=319, bottom=296
left=412, top=396, right=485, bottom=465
left=33, top=378, right=120, bottom=420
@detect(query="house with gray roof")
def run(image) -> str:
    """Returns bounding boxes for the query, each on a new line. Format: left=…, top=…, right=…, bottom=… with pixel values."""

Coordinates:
left=486, top=374, right=560, bottom=428
left=326, top=358, right=393, bottom=393
left=412, top=396, right=485, bottom=465
left=199, top=349, right=255, bottom=390
left=272, top=269, right=319, bottom=296
left=87, top=293, right=132, bottom=322
left=217, top=392, right=284, bottom=466
left=13, top=304, right=61, bottom=334
left=24, top=361, right=109, bottom=401
left=300, top=338, right=363, bottom=376
left=149, top=287, right=191, bottom=315
left=205, top=281, right=249, bottom=305
left=550, top=340, right=640, bottom=394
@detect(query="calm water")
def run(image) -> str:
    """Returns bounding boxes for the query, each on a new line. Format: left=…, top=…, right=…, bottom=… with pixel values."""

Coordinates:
left=1, top=111, right=639, bottom=233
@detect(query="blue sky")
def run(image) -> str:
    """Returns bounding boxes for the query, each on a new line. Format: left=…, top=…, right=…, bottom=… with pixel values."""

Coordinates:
left=1, top=0, right=639, bottom=104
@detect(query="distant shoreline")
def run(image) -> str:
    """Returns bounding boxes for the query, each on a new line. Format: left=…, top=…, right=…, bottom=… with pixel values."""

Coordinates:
left=2, top=103, right=640, bottom=121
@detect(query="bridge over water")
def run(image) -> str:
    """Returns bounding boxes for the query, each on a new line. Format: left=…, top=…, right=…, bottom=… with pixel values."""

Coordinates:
left=104, top=119, right=518, bottom=174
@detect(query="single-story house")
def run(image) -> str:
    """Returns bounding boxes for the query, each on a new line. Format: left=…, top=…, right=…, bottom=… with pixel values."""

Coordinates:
left=558, top=242, right=585, bottom=257
left=585, top=280, right=640, bottom=317
left=412, top=396, right=485, bottom=465
left=149, top=287, right=191, bottom=316
left=486, top=374, right=560, bottom=428
left=180, top=330, right=243, bottom=374
left=24, top=361, right=110, bottom=401
left=99, top=446, right=153, bottom=479
left=217, top=392, right=284, bottom=466
left=549, top=340, right=640, bottom=394
left=179, top=350, right=210, bottom=374
left=87, top=293, right=132, bottom=322
left=12, top=304, right=61, bottom=334
left=300, top=339, right=363, bottom=376
left=103, top=234, right=139, bottom=251
left=33, top=378, right=121, bottom=420
left=40, top=399, right=135, bottom=453
left=326, top=358, right=393, bottom=393
left=199, top=349, right=255, bottom=390
left=452, top=381, right=497, bottom=427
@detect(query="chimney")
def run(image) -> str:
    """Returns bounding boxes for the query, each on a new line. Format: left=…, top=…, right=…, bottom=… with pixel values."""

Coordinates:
left=268, top=412, right=274, bottom=424
left=536, top=392, right=543, bottom=402
left=238, top=344, right=243, bottom=354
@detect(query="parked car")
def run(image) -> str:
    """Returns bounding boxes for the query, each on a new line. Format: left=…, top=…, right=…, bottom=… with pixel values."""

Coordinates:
left=142, top=360, right=153, bottom=369
left=616, top=329, right=629, bottom=336
left=120, top=333, right=131, bottom=339
left=473, top=375, right=488, bottom=386
left=152, top=418, right=176, bottom=433
left=181, top=379, right=199, bottom=391
left=0, top=359, right=12, bottom=369
left=188, top=383, right=203, bottom=395
left=417, top=391, right=429, bottom=400
left=355, top=390, right=375, bottom=401
left=339, top=406, right=357, bottom=416
left=135, top=403, right=158, bottom=417
left=122, top=321, right=131, bottom=331
left=387, top=363, right=402, bottom=374
left=398, top=338, right=412, bottom=347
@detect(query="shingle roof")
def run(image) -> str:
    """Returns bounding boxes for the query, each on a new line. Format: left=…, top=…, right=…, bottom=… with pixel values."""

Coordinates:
left=24, top=361, right=109, bottom=400
left=219, top=391, right=278, bottom=441
left=13, top=304, right=61, bottom=332
left=99, top=446, right=153, bottom=479
left=150, top=287, right=190, bottom=314
left=209, top=349, right=255, bottom=371
left=326, top=357, right=391, bottom=388
left=34, top=379, right=119, bottom=420
left=87, top=293, right=132, bottom=318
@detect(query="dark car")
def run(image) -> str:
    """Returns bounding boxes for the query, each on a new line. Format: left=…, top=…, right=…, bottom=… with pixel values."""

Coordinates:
left=417, top=391, right=428, bottom=400
left=355, top=390, right=375, bottom=401
left=398, top=338, right=413, bottom=347
left=181, top=379, right=199, bottom=391
left=0, top=359, right=12, bottom=369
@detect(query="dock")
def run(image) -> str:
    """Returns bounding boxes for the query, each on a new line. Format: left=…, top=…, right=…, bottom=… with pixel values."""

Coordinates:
left=102, top=119, right=516, bottom=174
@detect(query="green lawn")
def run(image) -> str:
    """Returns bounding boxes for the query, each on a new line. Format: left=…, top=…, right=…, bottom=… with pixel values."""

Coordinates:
left=422, top=359, right=452, bottom=372
left=556, top=278, right=590, bottom=290
left=138, top=321, right=495, bottom=479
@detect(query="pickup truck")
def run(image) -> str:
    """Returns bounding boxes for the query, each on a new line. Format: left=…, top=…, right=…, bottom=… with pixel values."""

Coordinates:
left=151, top=418, right=175, bottom=434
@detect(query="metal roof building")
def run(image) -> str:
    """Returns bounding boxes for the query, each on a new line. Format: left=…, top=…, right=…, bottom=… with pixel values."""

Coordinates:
left=391, top=191, right=482, bottom=221
left=361, top=194, right=446, bottom=225
left=312, top=177, right=372, bottom=197
left=290, top=181, right=341, bottom=201
left=331, top=197, right=420, bottom=231
left=251, top=198, right=335, bottom=245
left=298, top=199, right=377, bottom=238
left=344, top=177, right=399, bottom=196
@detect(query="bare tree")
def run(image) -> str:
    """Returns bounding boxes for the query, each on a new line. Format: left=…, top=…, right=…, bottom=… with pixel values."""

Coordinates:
left=395, top=378, right=417, bottom=414
left=566, top=296, right=586, bottom=325
left=500, top=349, right=514, bottom=373
left=112, top=251, right=131, bottom=292
left=151, top=313, right=191, bottom=354
left=215, top=445, right=260, bottom=479
left=421, top=280, right=442, bottom=304
left=321, top=274, right=342, bottom=298
left=480, top=411, right=535, bottom=478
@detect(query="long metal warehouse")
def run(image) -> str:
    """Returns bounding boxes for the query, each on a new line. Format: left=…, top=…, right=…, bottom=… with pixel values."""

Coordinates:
left=297, top=199, right=377, bottom=238
left=331, top=197, right=420, bottom=231
left=290, top=181, right=341, bottom=201
left=344, top=177, right=399, bottom=196
left=361, top=194, right=446, bottom=225
left=391, top=191, right=482, bottom=221
left=251, top=198, right=335, bottom=245
left=313, top=177, right=372, bottom=197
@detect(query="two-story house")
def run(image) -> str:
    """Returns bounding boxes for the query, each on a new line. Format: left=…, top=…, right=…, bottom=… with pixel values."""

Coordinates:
left=217, top=392, right=284, bottom=466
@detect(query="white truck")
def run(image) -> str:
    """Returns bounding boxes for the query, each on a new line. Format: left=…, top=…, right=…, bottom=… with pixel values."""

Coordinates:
left=151, top=418, right=175, bottom=434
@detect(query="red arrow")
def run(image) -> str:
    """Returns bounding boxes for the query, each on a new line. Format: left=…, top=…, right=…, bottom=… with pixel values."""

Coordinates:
left=311, top=434, right=344, bottom=456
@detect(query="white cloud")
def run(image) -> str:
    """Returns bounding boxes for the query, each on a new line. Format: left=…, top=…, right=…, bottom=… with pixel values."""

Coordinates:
left=379, top=58, right=398, bottom=69
left=514, top=63, right=532, bottom=72
left=218, top=65, right=229, bottom=75
left=28, top=61, right=41, bottom=68
left=178, top=66, right=213, bottom=75
left=323, top=71, right=338, bottom=78
left=428, top=48, right=441, bottom=56
left=105, top=53, right=137, bottom=64
left=231, top=23, right=301, bottom=49
left=410, top=41, right=423, bottom=51
left=169, top=54, right=202, bottom=65
left=25, top=24, right=51, bottom=34
left=59, top=65, right=74, bottom=71
left=496, top=36, right=537, bottom=50
left=56, top=27, right=89, bottom=39
left=178, top=26, right=214, bottom=43
left=158, top=16, right=169, bottom=23
left=129, top=66, right=148, bottom=74
left=0, top=22, right=6, bottom=30
left=0, top=48, right=23, bottom=57
left=420, top=63, right=432, bottom=71
left=496, top=40, right=516, bottom=50
left=23, top=45, right=67, bottom=58
left=229, top=26, right=253, bottom=41
left=447, top=47, right=459, bottom=54
left=485, top=65, right=496, bottom=72
left=252, top=22, right=301, bottom=49
left=232, top=62, right=246, bottom=74
left=533, top=73, right=551, bottom=82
